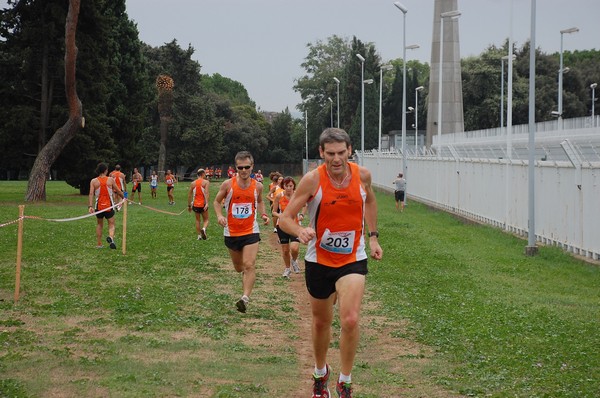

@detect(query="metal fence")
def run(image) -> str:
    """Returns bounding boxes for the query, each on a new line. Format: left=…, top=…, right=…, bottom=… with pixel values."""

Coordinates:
left=361, top=118, right=600, bottom=261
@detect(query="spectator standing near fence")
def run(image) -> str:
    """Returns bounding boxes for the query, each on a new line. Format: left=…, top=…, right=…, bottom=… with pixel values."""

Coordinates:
left=392, top=173, right=406, bottom=212
left=89, top=163, right=124, bottom=249
left=213, top=151, right=269, bottom=313
left=278, top=128, right=383, bottom=398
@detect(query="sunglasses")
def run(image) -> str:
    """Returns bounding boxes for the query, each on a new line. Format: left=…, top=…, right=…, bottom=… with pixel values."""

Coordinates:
left=237, top=165, right=252, bottom=170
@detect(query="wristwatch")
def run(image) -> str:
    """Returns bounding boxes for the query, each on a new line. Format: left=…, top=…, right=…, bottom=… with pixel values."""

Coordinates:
left=368, top=231, right=379, bottom=238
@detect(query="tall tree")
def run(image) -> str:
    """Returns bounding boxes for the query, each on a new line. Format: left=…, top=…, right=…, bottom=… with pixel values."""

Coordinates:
left=25, top=0, right=81, bottom=201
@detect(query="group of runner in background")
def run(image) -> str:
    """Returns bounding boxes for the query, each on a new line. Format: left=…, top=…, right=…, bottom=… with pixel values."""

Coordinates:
left=89, top=128, right=383, bottom=397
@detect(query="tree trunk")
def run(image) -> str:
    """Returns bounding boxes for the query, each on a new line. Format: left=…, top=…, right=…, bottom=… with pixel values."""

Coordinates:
left=157, top=117, right=168, bottom=179
left=25, top=0, right=82, bottom=201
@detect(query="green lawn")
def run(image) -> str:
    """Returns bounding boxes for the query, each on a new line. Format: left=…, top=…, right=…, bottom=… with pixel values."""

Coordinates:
left=0, top=180, right=598, bottom=397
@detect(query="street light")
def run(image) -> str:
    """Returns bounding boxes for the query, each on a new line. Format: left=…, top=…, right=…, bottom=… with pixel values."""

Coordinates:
left=328, top=97, right=333, bottom=127
left=438, top=9, right=461, bottom=158
left=558, top=27, right=579, bottom=127
left=394, top=2, right=410, bottom=185
left=357, top=53, right=366, bottom=164
left=501, top=54, right=516, bottom=129
left=333, top=77, right=340, bottom=128
left=415, top=86, right=424, bottom=154
left=378, top=64, right=393, bottom=152
left=591, top=83, right=598, bottom=127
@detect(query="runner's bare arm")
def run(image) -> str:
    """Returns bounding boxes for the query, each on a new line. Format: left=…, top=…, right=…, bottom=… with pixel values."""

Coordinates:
left=256, top=182, right=269, bottom=225
left=204, top=180, right=210, bottom=210
left=360, top=166, right=382, bottom=260
left=213, top=179, right=231, bottom=227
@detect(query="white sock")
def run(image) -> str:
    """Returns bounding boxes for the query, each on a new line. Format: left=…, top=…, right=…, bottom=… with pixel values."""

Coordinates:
left=339, top=373, right=351, bottom=383
left=241, top=295, right=249, bottom=303
left=314, top=365, right=327, bottom=377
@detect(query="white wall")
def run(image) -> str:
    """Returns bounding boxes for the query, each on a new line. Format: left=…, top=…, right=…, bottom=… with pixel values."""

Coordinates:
left=364, top=154, right=600, bottom=261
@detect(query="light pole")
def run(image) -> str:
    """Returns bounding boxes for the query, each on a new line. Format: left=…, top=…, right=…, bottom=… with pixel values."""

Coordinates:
left=305, top=110, right=308, bottom=173
left=333, top=77, right=340, bottom=128
left=357, top=53, right=366, bottom=164
left=378, top=64, right=393, bottom=152
left=558, top=27, right=579, bottom=128
left=394, top=2, right=409, bottom=181
left=438, top=9, right=461, bottom=158
left=328, top=97, right=333, bottom=127
left=415, top=86, right=424, bottom=154
left=501, top=54, right=516, bottom=130
left=592, top=83, right=598, bottom=127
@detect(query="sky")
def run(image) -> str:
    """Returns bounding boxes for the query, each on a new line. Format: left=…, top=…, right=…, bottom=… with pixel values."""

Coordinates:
left=4, top=0, right=598, bottom=113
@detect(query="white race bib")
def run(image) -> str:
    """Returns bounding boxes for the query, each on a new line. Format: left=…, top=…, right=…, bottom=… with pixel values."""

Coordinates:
left=319, top=228, right=355, bottom=254
left=232, top=202, right=253, bottom=219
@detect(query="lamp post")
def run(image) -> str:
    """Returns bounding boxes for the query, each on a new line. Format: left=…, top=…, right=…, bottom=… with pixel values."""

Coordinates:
left=328, top=97, right=333, bottom=127
left=357, top=53, right=366, bottom=165
left=558, top=27, right=579, bottom=128
left=305, top=110, right=308, bottom=173
left=378, top=64, right=393, bottom=152
left=394, top=2, right=409, bottom=181
left=438, top=9, right=461, bottom=158
left=592, top=83, right=598, bottom=127
left=415, top=86, right=424, bottom=154
left=333, top=77, right=340, bottom=128
left=501, top=54, right=516, bottom=130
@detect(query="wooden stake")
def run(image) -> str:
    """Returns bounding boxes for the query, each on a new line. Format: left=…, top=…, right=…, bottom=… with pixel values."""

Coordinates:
left=14, top=205, right=24, bottom=303
left=122, top=198, right=127, bottom=255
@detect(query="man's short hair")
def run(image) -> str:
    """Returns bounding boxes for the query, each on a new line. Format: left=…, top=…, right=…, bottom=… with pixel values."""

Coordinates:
left=96, top=163, right=108, bottom=175
left=235, top=151, right=254, bottom=165
left=197, top=168, right=205, bottom=176
left=319, top=128, right=351, bottom=149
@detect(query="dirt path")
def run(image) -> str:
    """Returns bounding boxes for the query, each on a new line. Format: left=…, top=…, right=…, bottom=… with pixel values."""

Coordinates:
left=263, top=232, right=465, bottom=398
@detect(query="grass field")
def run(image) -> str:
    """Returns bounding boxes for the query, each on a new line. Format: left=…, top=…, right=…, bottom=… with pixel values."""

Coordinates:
left=0, top=180, right=599, bottom=397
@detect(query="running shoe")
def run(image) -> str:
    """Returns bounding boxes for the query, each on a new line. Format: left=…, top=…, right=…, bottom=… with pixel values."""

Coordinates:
left=335, top=381, right=352, bottom=398
left=200, top=228, right=207, bottom=240
left=291, top=259, right=301, bottom=273
left=312, top=365, right=331, bottom=398
left=106, top=236, right=116, bottom=250
left=282, top=267, right=291, bottom=278
left=197, top=234, right=202, bottom=240
left=236, top=296, right=249, bottom=313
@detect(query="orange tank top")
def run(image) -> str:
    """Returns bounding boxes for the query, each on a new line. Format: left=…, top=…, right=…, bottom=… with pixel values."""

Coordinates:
left=111, top=171, right=124, bottom=190
left=304, top=162, right=367, bottom=267
left=276, top=192, right=297, bottom=226
left=224, top=177, right=260, bottom=237
left=94, top=176, right=114, bottom=211
left=192, top=179, right=207, bottom=208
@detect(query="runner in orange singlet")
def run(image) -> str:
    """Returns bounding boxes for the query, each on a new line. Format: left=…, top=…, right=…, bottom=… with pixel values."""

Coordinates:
left=272, top=176, right=305, bottom=277
left=267, top=174, right=284, bottom=233
left=187, top=168, right=210, bottom=240
left=88, top=163, right=124, bottom=249
left=213, top=151, right=269, bottom=313
left=109, top=164, right=127, bottom=195
left=279, top=128, right=382, bottom=398
left=131, top=167, right=143, bottom=204
left=165, top=170, right=177, bottom=205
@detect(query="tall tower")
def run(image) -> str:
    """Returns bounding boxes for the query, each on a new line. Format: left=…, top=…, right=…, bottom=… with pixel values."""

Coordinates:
left=426, top=0, right=464, bottom=148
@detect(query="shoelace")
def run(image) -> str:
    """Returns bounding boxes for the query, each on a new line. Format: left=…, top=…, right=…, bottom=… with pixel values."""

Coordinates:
left=313, top=374, right=327, bottom=395
left=337, top=382, right=352, bottom=398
